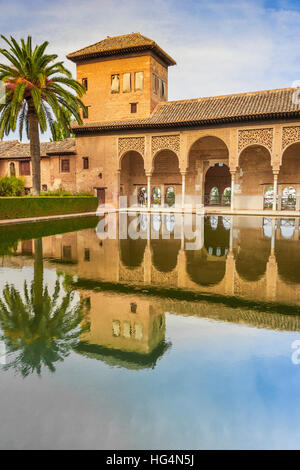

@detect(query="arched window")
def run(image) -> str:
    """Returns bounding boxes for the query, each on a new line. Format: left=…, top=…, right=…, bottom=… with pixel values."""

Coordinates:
left=264, top=186, right=274, bottom=209
left=152, top=214, right=161, bottom=232
left=222, top=216, right=231, bottom=230
left=138, top=187, right=147, bottom=206
left=281, top=186, right=296, bottom=210
left=210, top=216, right=219, bottom=230
left=209, top=187, right=219, bottom=205
left=280, top=219, right=295, bottom=239
left=9, top=162, right=15, bottom=177
left=152, top=187, right=161, bottom=206
left=222, top=187, right=231, bottom=206
left=165, top=214, right=175, bottom=232
left=165, top=186, right=175, bottom=207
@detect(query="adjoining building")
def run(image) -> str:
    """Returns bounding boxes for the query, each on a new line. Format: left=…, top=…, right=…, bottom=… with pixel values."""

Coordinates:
left=2, top=32, right=300, bottom=212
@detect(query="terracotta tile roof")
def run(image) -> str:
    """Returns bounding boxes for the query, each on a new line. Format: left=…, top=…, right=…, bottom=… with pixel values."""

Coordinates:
left=67, top=32, right=176, bottom=66
left=0, top=138, right=76, bottom=159
left=72, top=87, right=300, bottom=133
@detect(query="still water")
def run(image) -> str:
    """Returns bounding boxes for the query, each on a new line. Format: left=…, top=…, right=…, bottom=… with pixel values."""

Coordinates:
left=0, top=214, right=300, bottom=449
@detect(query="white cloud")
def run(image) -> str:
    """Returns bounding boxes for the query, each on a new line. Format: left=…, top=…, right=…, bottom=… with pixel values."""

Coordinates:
left=2, top=0, right=300, bottom=140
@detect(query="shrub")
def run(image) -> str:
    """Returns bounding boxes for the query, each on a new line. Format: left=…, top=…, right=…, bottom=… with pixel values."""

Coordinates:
left=0, top=196, right=98, bottom=219
left=0, top=176, right=24, bottom=196
left=40, top=189, right=93, bottom=197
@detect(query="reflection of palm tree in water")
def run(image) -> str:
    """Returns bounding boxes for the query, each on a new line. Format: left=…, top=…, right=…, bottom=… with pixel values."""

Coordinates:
left=0, top=238, right=90, bottom=377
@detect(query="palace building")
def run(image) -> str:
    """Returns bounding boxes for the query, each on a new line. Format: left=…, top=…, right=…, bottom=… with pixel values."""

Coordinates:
left=2, top=32, right=300, bottom=212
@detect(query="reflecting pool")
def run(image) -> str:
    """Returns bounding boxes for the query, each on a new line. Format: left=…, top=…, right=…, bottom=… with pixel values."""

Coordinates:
left=0, top=214, right=300, bottom=449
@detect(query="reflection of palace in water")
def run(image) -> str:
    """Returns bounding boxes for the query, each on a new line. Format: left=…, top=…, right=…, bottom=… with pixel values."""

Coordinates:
left=17, top=214, right=300, bottom=306
left=3, top=215, right=300, bottom=368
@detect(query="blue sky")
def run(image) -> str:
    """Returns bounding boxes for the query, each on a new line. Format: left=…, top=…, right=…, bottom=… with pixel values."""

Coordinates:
left=2, top=0, right=300, bottom=140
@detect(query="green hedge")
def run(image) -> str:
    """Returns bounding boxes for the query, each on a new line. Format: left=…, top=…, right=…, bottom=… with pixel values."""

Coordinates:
left=0, top=196, right=98, bottom=220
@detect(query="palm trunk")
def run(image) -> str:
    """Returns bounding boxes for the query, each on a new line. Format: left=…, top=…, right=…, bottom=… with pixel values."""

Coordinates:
left=33, top=238, right=43, bottom=315
left=28, top=102, right=41, bottom=196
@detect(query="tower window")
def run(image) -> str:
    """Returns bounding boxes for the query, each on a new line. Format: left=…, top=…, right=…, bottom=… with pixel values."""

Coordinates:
left=130, top=102, right=137, bottom=113
left=123, top=73, right=131, bottom=92
left=111, top=74, right=120, bottom=93
left=82, top=78, right=88, bottom=90
left=162, top=80, right=166, bottom=98
left=83, top=157, right=89, bottom=169
left=134, top=72, right=144, bottom=91
left=152, top=73, right=156, bottom=93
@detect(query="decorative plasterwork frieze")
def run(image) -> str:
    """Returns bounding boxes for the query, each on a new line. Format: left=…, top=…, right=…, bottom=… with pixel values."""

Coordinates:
left=282, top=126, right=300, bottom=150
left=151, top=134, right=180, bottom=156
left=238, top=128, right=273, bottom=153
left=118, top=137, right=145, bottom=157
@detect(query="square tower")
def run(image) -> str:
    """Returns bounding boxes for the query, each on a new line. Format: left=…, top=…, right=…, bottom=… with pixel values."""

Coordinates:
left=67, top=33, right=176, bottom=122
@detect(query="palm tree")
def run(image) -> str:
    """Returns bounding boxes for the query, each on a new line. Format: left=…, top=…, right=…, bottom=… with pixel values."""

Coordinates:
left=0, top=238, right=90, bottom=376
left=0, top=36, right=86, bottom=195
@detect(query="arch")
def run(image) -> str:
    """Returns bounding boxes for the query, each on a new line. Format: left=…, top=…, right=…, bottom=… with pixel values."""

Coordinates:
left=204, top=216, right=230, bottom=256
left=120, top=151, right=146, bottom=206
left=275, top=227, right=300, bottom=284
left=279, top=142, right=300, bottom=211
left=237, top=144, right=273, bottom=210
left=151, top=150, right=181, bottom=206
left=185, top=216, right=228, bottom=286
left=186, top=249, right=226, bottom=286
left=204, top=164, right=231, bottom=206
left=188, top=134, right=229, bottom=156
left=151, top=238, right=181, bottom=273
left=119, top=238, right=147, bottom=269
left=238, top=142, right=271, bottom=160
left=234, top=226, right=270, bottom=281
left=187, top=136, right=229, bottom=204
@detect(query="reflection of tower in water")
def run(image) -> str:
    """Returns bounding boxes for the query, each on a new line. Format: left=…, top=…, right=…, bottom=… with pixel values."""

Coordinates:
left=76, top=291, right=170, bottom=370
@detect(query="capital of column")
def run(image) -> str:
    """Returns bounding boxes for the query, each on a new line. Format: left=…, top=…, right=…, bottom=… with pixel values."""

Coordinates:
left=146, top=172, right=152, bottom=178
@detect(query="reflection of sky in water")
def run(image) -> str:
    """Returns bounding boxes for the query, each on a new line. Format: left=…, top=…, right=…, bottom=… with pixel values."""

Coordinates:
left=0, top=216, right=300, bottom=449
left=0, top=310, right=300, bottom=450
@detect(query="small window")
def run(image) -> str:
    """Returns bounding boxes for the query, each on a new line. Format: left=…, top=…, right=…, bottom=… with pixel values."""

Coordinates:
left=130, top=102, right=137, bottom=113
left=20, top=160, right=30, bottom=176
left=83, top=106, right=89, bottom=119
left=130, top=302, right=137, bottom=313
left=112, top=320, right=121, bottom=337
left=42, top=184, right=47, bottom=191
left=62, top=245, right=72, bottom=261
left=9, top=162, right=15, bottom=176
left=61, top=159, right=70, bottom=173
left=98, top=172, right=102, bottom=179
left=122, top=73, right=131, bottom=92
left=111, top=74, right=120, bottom=93
left=84, top=248, right=90, bottom=262
left=134, top=72, right=144, bottom=91
left=82, top=78, right=88, bottom=90
left=83, top=157, right=89, bottom=169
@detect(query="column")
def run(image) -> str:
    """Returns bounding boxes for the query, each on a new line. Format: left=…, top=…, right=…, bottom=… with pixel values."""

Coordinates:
left=116, top=169, right=121, bottom=209
left=230, top=171, right=236, bottom=211
left=181, top=171, right=186, bottom=211
left=146, top=173, right=151, bottom=210
left=272, top=172, right=279, bottom=211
